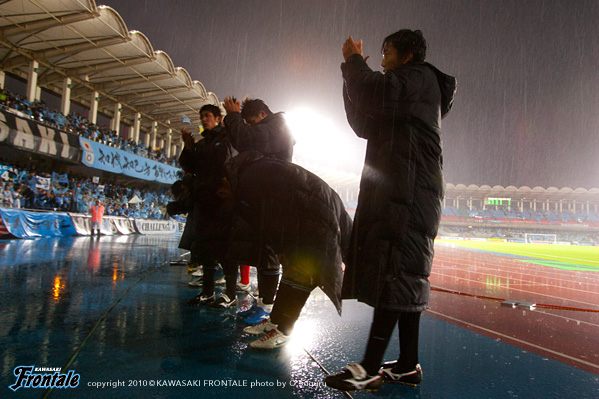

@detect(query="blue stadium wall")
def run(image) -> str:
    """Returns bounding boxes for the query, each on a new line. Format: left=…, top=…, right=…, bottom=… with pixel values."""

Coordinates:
left=0, top=207, right=183, bottom=238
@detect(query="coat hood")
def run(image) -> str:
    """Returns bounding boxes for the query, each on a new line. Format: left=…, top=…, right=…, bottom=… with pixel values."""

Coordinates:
left=423, top=62, right=456, bottom=118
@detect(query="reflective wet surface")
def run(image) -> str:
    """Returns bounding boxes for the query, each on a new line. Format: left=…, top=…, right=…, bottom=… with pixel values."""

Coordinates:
left=0, top=236, right=598, bottom=398
left=430, top=244, right=599, bottom=374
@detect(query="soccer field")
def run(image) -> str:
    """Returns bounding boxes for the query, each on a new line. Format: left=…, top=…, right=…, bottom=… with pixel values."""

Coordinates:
left=436, top=239, right=599, bottom=270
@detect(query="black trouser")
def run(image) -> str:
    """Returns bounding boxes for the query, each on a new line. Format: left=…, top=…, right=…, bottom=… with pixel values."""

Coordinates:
left=200, top=261, right=219, bottom=295
left=221, top=259, right=238, bottom=299
left=256, top=268, right=280, bottom=305
left=361, top=308, right=421, bottom=375
left=202, top=259, right=238, bottom=299
left=269, top=281, right=312, bottom=335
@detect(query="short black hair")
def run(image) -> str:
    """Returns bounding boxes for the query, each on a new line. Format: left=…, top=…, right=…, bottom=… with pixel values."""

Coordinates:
left=382, top=29, right=427, bottom=63
left=241, top=98, right=272, bottom=120
left=199, top=104, right=222, bottom=118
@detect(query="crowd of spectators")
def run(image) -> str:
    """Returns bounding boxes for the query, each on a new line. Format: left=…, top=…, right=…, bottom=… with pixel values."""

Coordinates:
left=0, top=159, right=180, bottom=221
left=0, top=87, right=178, bottom=166
left=443, top=205, right=599, bottom=224
left=438, top=225, right=599, bottom=244
left=441, top=205, right=599, bottom=244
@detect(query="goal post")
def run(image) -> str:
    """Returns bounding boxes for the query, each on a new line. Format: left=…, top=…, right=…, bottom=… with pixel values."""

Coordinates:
left=524, top=233, right=557, bottom=244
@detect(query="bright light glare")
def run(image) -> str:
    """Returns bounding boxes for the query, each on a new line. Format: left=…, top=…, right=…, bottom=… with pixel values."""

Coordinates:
left=286, top=319, right=316, bottom=356
left=285, top=108, right=363, bottom=172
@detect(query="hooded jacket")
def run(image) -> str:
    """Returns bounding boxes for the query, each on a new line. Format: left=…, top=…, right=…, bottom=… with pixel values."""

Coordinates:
left=223, top=112, right=295, bottom=162
left=341, top=54, right=456, bottom=312
left=226, top=152, right=352, bottom=315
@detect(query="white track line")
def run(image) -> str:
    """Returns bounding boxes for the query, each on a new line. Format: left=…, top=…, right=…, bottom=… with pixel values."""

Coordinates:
left=427, top=310, right=599, bottom=371
left=431, top=270, right=599, bottom=309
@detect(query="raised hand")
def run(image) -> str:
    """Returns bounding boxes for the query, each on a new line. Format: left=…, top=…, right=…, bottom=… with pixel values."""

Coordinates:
left=342, top=36, right=363, bottom=61
left=223, top=96, right=241, bottom=113
left=181, top=127, right=194, bottom=147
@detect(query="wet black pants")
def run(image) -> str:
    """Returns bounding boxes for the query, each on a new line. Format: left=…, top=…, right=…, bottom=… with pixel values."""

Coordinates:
left=256, top=268, right=280, bottom=305
left=269, top=281, right=312, bottom=335
left=202, top=260, right=238, bottom=299
left=361, top=308, right=421, bottom=375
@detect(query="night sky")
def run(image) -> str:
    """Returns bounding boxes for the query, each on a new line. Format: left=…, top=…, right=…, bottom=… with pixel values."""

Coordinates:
left=99, top=0, right=599, bottom=189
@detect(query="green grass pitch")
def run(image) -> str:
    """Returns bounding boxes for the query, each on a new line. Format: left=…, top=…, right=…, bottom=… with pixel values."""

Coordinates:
left=436, top=239, right=599, bottom=271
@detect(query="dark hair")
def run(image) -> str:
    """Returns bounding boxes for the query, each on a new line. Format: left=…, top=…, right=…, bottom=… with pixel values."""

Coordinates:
left=199, top=104, right=222, bottom=118
left=241, top=98, right=272, bottom=120
left=382, top=29, right=427, bottom=63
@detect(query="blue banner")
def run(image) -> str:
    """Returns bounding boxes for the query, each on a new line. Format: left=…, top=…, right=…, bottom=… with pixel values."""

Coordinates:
left=79, top=138, right=179, bottom=184
left=52, top=172, right=69, bottom=183
left=0, top=208, right=78, bottom=238
left=51, top=172, right=69, bottom=194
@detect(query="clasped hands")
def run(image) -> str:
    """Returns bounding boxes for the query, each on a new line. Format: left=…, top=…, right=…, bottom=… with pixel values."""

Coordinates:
left=342, top=36, right=370, bottom=62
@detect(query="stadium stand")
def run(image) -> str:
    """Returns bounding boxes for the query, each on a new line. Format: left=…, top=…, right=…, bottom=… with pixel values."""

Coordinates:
left=0, top=87, right=177, bottom=165
left=0, top=158, right=174, bottom=218
left=0, top=1, right=597, bottom=244
left=0, top=0, right=225, bottom=238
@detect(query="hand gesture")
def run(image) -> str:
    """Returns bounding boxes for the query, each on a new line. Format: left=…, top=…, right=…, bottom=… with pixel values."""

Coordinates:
left=223, top=96, right=241, bottom=113
left=342, top=36, right=363, bottom=61
left=181, top=127, right=194, bottom=147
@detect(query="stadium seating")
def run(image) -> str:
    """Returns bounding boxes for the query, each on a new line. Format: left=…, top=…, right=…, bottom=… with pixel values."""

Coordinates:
left=0, top=88, right=178, bottom=167
left=0, top=160, right=175, bottom=220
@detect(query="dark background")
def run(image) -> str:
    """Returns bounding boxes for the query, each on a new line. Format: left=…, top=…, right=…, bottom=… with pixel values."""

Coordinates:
left=98, top=0, right=599, bottom=189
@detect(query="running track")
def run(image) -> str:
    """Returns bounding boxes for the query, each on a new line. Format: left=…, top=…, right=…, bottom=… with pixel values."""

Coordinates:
left=428, top=244, right=599, bottom=374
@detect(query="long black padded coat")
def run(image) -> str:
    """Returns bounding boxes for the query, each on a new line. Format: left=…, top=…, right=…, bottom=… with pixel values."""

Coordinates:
left=340, top=54, right=456, bottom=312
left=226, top=152, right=352, bottom=315
left=222, top=110, right=295, bottom=272
left=178, top=125, right=235, bottom=261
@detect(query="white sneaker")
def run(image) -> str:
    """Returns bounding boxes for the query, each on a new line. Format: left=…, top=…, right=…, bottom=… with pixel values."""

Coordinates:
left=187, top=278, right=203, bottom=287
left=191, top=268, right=204, bottom=277
left=209, top=294, right=237, bottom=309
left=325, top=363, right=383, bottom=391
left=187, top=264, right=201, bottom=273
left=250, top=328, right=289, bottom=349
left=236, top=282, right=251, bottom=292
left=215, top=276, right=226, bottom=285
left=243, top=318, right=277, bottom=335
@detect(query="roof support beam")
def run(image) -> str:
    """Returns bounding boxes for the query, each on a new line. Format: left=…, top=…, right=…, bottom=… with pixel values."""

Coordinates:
left=97, top=85, right=191, bottom=108
left=1, top=36, right=128, bottom=69
left=38, top=55, right=153, bottom=85
left=133, top=112, right=141, bottom=143
left=112, top=86, right=192, bottom=104
left=26, top=60, right=39, bottom=101
left=135, top=97, right=207, bottom=113
left=60, top=77, right=72, bottom=115
left=150, top=122, right=158, bottom=149
left=69, top=72, right=174, bottom=99
left=89, top=90, right=99, bottom=124
left=0, top=12, right=97, bottom=37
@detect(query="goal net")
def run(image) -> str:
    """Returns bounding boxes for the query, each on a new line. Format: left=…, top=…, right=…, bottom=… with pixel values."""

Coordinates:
left=524, top=233, right=557, bottom=244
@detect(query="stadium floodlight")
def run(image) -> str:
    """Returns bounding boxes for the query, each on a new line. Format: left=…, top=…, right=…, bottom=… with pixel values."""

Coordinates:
left=284, top=107, right=363, bottom=172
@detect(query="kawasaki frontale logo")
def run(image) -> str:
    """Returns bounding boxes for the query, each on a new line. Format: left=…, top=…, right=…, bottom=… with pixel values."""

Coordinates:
left=9, top=366, right=80, bottom=391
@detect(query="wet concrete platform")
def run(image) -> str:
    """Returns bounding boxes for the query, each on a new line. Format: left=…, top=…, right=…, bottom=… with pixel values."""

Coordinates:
left=0, top=235, right=598, bottom=398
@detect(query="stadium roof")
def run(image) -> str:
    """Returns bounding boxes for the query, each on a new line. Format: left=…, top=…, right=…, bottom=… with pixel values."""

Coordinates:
left=0, top=0, right=219, bottom=141
left=446, top=184, right=599, bottom=202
